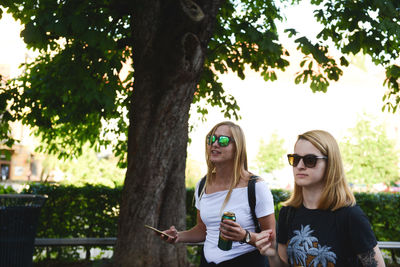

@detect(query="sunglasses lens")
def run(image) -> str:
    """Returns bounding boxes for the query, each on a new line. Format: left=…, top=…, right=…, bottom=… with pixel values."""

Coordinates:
left=293, top=155, right=301, bottom=166
left=207, top=135, right=216, bottom=145
left=304, top=155, right=317, bottom=168
left=287, top=155, right=295, bottom=166
left=288, top=155, right=301, bottom=167
left=218, top=136, right=230, bottom=147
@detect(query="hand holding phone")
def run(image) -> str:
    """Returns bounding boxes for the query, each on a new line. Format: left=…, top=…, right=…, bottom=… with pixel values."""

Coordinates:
left=144, top=224, right=174, bottom=239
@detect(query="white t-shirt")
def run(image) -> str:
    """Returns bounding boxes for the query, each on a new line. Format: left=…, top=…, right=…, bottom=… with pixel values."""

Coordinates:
left=195, top=179, right=274, bottom=264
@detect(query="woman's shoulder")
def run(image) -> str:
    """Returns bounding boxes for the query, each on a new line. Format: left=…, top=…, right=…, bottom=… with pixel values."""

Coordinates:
left=247, top=174, right=266, bottom=184
left=251, top=176, right=269, bottom=188
left=334, top=204, right=368, bottom=222
left=335, top=204, right=363, bottom=214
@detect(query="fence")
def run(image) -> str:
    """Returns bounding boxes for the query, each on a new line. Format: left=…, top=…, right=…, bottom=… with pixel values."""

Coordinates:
left=35, top=237, right=400, bottom=249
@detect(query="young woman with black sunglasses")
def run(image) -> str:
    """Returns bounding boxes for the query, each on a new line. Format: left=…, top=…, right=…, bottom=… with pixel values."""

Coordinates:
left=254, top=130, right=385, bottom=267
left=161, top=121, right=275, bottom=266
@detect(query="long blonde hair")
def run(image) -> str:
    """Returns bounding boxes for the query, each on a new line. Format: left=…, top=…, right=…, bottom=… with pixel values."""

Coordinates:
left=284, top=130, right=356, bottom=211
left=201, top=121, right=249, bottom=212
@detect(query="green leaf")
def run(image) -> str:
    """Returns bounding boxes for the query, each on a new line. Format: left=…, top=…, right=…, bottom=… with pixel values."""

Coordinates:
left=340, top=56, right=349, bottom=67
left=284, top=28, right=297, bottom=37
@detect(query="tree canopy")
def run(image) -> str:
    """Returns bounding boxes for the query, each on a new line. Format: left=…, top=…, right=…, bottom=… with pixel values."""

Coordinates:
left=1, top=0, right=399, bottom=162
left=340, top=114, right=400, bottom=186
left=255, top=133, right=286, bottom=175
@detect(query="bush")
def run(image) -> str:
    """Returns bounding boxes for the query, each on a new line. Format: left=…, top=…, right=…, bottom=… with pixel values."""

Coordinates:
left=2, top=183, right=397, bottom=263
left=22, top=183, right=121, bottom=261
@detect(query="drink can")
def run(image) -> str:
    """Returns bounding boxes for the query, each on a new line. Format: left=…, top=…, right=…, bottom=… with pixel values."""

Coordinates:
left=218, top=211, right=236, bottom=251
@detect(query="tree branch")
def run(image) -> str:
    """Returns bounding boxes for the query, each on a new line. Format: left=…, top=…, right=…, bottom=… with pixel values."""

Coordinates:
left=180, top=0, right=204, bottom=22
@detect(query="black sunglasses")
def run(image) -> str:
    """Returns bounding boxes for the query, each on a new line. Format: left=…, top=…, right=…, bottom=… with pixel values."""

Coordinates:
left=207, top=135, right=234, bottom=147
left=287, top=154, right=328, bottom=168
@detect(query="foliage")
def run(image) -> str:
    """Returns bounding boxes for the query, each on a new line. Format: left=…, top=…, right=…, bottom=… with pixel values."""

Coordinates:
left=0, top=183, right=18, bottom=193
left=0, top=184, right=395, bottom=262
left=0, top=0, right=131, bottom=166
left=185, top=155, right=203, bottom=189
left=309, top=0, right=400, bottom=112
left=22, top=183, right=121, bottom=260
left=43, top=144, right=126, bottom=187
left=355, top=192, right=400, bottom=242
left=255, top=133, right=286, bottom=175
left=1, top=1, right=399, bottom=164
left=340, top=114, right=400, bottom=186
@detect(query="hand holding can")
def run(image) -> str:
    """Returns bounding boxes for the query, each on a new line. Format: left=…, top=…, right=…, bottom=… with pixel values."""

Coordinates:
left=218, top=211, right=236, bottom=251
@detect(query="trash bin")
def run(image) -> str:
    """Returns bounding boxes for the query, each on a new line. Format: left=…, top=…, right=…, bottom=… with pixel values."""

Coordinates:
left=0, top=194, right=47, bottom=267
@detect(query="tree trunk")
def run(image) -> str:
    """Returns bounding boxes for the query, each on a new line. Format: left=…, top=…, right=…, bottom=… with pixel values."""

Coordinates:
left=114, top=1, right=222, bottom=266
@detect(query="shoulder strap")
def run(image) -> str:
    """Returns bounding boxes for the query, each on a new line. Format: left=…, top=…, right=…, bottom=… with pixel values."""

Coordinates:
left=198, top=175, right=206, bottom=198
left=284, top=206, right=296, bottom=234
left=286, top=206, right=295, bottom=225
left=248, top=175, right=261, bottom=233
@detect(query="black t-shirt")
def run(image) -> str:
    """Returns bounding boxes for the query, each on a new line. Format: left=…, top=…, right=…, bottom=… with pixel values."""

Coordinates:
left=277, top=205, right=377, bottom=267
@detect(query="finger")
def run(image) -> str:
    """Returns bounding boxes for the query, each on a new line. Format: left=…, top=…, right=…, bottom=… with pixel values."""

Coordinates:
left=259, top=243, right=272, bottom=256
left=255, top=237, right=267, bottom=247
left=219, top=226, right=229, bottom=237
left=222, top=219, right=240, bottom=228
left=254, top=232, right=268, bottom=242
left=165, top=235, right=176, bottom=244
left=257, top=238, right=271, bottom=248
left=222, top=219, right=235, bottom=225
left=165, top=226, right=178, bottom=236
left=255, top=235, right=271, bottom=247
left=170, top=234, right=178, bottom=243
left=220, top=232, right=235, bottom=241
left=220, top=221, right=239, bottom=233
left=219, top=223, right=231, bottom=234
left=220, top=225, right=237, bottom=237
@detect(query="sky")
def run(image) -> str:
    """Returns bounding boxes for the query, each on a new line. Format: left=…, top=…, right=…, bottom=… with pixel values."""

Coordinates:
left=1, top=4, right=399, bottom=186
left=0, top=11, right=26, bottom=77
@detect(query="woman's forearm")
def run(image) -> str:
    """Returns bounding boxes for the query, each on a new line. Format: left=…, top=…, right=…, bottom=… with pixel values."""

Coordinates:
left=267, top=253, right=290, bottom=267
left=177, top=224, right=206, bottom=243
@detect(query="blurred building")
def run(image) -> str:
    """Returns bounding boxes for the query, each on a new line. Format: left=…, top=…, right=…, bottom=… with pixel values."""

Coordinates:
left=0, top=144, right=43, bottom=182
left=0, top=63, right=44, bottom=182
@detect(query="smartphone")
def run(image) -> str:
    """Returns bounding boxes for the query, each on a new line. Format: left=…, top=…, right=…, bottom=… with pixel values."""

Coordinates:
left=144, top=224, right=174, bottom=239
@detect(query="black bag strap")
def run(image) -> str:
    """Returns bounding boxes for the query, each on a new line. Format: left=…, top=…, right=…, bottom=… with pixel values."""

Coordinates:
left=277, top=205, right=296, bottom=241
left=286, top=206, right=295, bottom=227
left=248, top=175, right=261, bottom=233
left=198, top=175, right=207, bottom=198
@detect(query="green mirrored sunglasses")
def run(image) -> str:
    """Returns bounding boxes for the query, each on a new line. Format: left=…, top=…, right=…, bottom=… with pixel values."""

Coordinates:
left=207, top=135, right=234, bottom=147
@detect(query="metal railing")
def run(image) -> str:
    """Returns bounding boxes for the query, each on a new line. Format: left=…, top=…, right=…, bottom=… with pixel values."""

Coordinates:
left=34, top=238, right=400, bottom=249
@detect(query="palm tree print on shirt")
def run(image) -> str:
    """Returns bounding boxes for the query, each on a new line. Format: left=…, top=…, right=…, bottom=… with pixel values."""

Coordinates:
left=287, top=225, right=337, bottom=267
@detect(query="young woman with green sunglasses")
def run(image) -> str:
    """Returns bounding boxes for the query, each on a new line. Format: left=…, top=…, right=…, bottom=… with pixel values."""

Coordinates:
left=161, top=121, right=275, bottom=266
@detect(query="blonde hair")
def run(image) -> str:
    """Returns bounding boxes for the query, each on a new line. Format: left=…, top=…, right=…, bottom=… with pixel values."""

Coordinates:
left=201, top=121, right=249, bottom=213
left=284, top=130, right=356, bottom=211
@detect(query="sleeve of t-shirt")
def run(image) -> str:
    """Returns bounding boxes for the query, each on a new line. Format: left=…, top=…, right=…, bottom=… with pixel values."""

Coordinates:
left=254, top=180, right=275, bottom=218
left=347, top=205, right=378, bottom=254
left=277, top=206, right=289, bottom=245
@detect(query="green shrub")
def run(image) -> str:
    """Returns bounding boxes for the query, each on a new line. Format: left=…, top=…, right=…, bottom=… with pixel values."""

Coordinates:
left=22, top=183, right=121, bottom=260
left=355, top=192, right=400, bottom=242
left=3, top=183, right=396, bottom=263
left=0, top=184, right=18, bottom=193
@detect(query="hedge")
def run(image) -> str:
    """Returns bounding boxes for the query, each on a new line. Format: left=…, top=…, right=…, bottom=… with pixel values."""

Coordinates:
left=0, top=183, right=398, bottom=261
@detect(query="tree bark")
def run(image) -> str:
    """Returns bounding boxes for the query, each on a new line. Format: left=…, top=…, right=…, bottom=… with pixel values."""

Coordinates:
left=114, top=1, right=222, bottom=266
